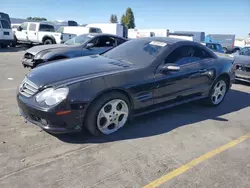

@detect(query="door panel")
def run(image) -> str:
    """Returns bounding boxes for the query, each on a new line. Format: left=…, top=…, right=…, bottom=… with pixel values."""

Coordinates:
left=27, top=23, right=38, bottom=42
left=16, top=23, right=28, bottom=41
left=153, top=44, right=214, bottom=105
left=153, top=62, right=203, bottom=104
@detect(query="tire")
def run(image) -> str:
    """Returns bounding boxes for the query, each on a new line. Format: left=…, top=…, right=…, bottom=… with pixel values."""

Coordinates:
left=10, top=36, right=17, bottom=47
left=43, top=39, right=53, bottom=45
left=204, top=77, right=229, bottom=106
left=223, top=47, right=228, bottom=54
left=84, top=92, right=131, bottom=136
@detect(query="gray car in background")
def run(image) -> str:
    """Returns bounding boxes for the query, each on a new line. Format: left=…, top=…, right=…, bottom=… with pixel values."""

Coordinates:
left=232, top=47, right=250, bottom=83
left=22, top=33, right=127, bottom=68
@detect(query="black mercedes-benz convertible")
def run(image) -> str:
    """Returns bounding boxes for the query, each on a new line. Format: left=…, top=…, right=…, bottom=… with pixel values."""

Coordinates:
left=17, top=37, right=235, bottom=136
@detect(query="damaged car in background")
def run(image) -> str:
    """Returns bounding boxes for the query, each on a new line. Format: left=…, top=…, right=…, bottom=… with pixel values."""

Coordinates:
left=231, top=46, right=250, bottom=83
left=22, top=33, right=127, bottom=68
left=17, top=38, right=235, bottom=136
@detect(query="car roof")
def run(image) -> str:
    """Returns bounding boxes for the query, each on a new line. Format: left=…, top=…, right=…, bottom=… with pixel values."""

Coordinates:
left=81, top=33, right=128, bottom=39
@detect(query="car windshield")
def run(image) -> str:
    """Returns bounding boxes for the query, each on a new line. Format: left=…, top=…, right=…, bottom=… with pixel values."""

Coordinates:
left=64, top=34, right=94, bottom=45
left=102, top=39, right=167, bottom=66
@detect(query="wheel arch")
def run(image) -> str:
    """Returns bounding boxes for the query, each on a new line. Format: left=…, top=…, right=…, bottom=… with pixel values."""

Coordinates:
left=216, top=73, right=231, bottom=91
left=82, top=87, right=134, bottom=123
left=42, top=35, right=56, bottom=44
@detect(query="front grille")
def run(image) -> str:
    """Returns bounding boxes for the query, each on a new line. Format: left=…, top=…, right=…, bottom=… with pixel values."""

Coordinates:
left=24, top=53, right=34, bottom=59
left=19, top=77, right=39, bottom=97
left=235, top=64, right=250, bottom=72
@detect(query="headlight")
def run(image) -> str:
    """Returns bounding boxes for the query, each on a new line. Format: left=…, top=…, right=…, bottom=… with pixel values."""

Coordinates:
left=35, top=87, right=69, bottom=106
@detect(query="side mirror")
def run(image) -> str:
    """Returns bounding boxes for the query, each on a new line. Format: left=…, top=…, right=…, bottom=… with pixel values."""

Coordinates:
left=161, top=64, right=180, bottom=74
left=86, top=43, right=94, bottom=49
left=17, top=26, right=22, bottom=31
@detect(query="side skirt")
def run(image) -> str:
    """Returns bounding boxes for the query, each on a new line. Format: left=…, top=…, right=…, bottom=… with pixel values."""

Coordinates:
left=132, top=95, right=207, bottom=117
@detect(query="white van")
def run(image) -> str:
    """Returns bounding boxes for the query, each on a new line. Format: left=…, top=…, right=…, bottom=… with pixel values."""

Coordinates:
left=85, top=23, right=127, bottom=38
left=0, top=13, right=14, bottom=48
left=54, top=26, right=102, bottom=44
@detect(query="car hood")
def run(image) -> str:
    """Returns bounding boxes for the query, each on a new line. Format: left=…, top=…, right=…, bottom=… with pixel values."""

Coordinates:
left=26, top=55, right=133, bottom=87
left=233, top=54, right=250, bottom=65
left=26, top=44, right=71, bottom=55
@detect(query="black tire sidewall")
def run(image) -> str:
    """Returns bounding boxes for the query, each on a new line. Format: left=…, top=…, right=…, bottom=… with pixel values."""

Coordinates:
left=44, top=39, right=52, bottom=45
left=84, top=92, right=131, bottom=136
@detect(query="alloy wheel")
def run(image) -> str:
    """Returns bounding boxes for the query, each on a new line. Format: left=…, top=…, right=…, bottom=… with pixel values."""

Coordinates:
left=211, top=80, right=227, bottom=105
left=97, top=99, right=129, bottom=134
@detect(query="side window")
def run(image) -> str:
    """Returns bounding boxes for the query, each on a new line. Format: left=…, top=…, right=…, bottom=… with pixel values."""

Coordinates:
left=39, top=24, right=55, bottom=32
left=117, top=38, right=126, bottom=45
left=96, top=28, right=102, bottom=33
left=20, top=23, right=28, bottom=30
left=1, top=20, right=11, bottom=29
left=93, top=36, right=116, bottom=47
left=215, top=44, right=222, bottom=51
left=89, top=28, right=97, bottom=33
left=56, top=27, right=64, bottom=33
left=165, top=45, right=210, bottom=66
left=28, top=23, right=36, bottom=31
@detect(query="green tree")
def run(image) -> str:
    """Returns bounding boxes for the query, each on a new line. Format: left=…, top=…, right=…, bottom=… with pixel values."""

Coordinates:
left=121, top=14, right=126, bottom=26
left=26, top=17, right=47, bottom=21
left=125, top=7, right=135, bottom=29
left=120, top=8, right=135, bottom=29
left=110, top=14, right=118, bottom=23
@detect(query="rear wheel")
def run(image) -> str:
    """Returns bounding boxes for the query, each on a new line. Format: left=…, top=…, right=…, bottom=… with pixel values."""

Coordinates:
left=10, top=36, right=17, bottom=47
left=204, top=78, right=228, bottom=106
left=43, top=39, right=53, bottom=45
left=84, top=92, right=131, bottom=136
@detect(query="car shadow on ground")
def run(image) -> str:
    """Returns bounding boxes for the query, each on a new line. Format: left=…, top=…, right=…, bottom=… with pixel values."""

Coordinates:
left=55, top=89, right=250, bottom=144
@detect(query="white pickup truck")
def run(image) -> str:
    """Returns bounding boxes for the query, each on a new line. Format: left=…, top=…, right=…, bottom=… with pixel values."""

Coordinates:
left=14, top=22, right=58, bottom=45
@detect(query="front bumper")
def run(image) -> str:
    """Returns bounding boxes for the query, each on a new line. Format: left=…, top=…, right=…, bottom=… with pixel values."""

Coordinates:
left=235, top=70, right=250, bottom=83
left=17, top=95, right=83, bottom=134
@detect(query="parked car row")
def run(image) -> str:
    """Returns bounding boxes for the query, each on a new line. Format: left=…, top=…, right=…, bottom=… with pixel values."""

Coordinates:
left=17, top=36, right=236, bottom=136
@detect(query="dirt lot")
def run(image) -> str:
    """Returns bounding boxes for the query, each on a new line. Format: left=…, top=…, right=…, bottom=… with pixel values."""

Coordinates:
left=0, top=47, right=250, bottom=188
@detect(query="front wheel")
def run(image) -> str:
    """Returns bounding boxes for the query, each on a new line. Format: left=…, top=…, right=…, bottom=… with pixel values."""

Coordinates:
left=204, top=78, right=228, bottom=106
left=84, top=92, right=131, bottom=136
